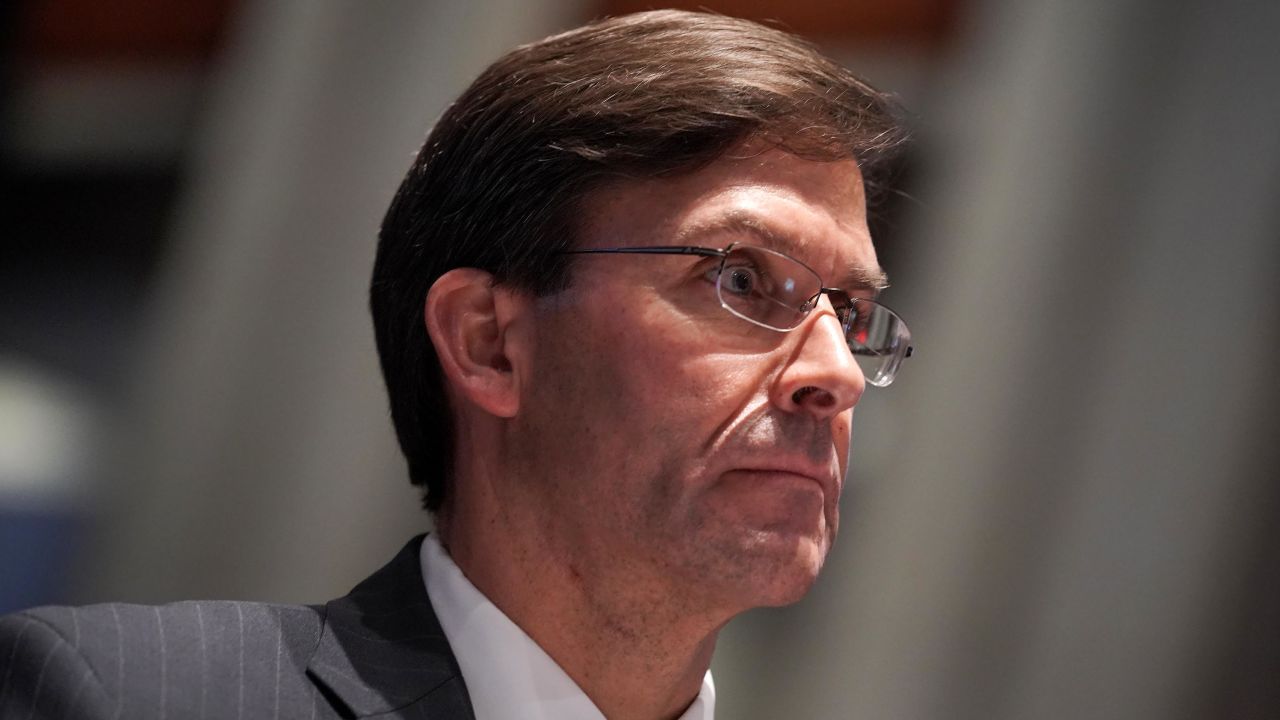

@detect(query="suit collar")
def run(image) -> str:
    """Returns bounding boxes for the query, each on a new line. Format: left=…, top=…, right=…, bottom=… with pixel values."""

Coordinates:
left=305, top=534, right=475, bottom=718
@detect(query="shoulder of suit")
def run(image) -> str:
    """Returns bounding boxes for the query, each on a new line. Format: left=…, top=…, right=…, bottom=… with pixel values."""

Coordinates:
left=9, top=600, right=325, bottom=652
left=0, top=601, right=325, bottom=718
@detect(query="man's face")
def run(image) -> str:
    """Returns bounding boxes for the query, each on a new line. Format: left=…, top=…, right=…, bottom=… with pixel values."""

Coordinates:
left=511, top=146, right=879, bottom=613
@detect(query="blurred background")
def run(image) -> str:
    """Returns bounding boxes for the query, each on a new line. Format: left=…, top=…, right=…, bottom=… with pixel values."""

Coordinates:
left=2, top=0, right=1277, bottom=718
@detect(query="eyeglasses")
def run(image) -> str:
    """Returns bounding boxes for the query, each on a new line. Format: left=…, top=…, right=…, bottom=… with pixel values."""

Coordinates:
left=561, top=243, right=914, bottom=387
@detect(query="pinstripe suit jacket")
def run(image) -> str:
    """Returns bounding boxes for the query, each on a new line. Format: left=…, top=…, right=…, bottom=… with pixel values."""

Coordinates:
left=0, top=535, right=476, bottom=719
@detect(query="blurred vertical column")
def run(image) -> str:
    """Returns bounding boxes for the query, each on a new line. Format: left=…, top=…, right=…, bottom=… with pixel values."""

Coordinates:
left=1, top=0, right=228, bottom=612
left=0, top=365, right=97, bottom=612
left=86, top=0, right=588, bottom=604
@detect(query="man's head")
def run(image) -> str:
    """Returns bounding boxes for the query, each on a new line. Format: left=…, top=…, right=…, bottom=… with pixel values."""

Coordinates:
left=371, top=10, right=907, bottom=528
left=494, top=143, right=892, bottom=611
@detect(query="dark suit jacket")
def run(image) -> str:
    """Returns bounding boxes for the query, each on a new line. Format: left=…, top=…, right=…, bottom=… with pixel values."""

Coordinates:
left=0, top=535, right=476, bottom=719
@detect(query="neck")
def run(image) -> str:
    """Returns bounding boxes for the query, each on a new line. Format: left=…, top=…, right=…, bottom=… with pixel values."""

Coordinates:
left=437, top=454, right=725, bottom=720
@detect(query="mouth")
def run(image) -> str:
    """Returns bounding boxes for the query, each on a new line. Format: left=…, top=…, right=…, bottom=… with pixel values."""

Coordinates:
left=715, top=466, right=838, bottom=541
left=727, top=462, right=838, bottom=500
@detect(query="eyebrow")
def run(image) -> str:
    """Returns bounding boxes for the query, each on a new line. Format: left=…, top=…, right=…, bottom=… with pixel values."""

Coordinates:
left=672, top=211, right=891, bottom=291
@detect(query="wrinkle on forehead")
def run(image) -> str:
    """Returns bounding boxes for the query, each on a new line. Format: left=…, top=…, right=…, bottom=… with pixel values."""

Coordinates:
left=579, top=148, right=880, bottom=283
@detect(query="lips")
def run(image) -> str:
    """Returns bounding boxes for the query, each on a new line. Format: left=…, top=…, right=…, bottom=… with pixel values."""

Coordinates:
left=727, top=457, right=839, bottom=499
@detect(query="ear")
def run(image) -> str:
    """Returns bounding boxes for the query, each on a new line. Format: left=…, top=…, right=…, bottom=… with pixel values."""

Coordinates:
left=424, top=268, right=529, bottom=419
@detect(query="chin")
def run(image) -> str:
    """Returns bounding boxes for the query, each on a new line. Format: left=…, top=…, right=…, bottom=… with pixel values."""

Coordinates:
left=736, top=529, right=831, bottom=607
left=678, top=488, right=837, bottom=609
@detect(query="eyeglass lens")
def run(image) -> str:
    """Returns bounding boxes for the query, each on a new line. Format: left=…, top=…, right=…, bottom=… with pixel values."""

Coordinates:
left=715, top=245, right=911, bottom=387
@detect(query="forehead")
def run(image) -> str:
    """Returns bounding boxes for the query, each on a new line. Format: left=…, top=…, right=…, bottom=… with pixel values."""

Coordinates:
left=580, top=146, right=883, bottom=288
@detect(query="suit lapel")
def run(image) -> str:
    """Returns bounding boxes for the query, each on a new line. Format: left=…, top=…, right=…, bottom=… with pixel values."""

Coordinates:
left=305, top=534, right=475, bottom=718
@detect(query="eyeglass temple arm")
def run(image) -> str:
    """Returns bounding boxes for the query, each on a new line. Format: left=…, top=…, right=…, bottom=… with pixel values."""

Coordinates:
left=560, top=246, right=727, bottom=258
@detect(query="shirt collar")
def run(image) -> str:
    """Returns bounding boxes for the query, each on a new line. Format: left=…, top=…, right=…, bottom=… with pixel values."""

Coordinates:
left=420, top=533, right=715, bottom=720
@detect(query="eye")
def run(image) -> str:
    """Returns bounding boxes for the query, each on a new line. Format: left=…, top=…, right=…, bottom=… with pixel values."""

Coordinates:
left=721, top=264, right=762, bottom=297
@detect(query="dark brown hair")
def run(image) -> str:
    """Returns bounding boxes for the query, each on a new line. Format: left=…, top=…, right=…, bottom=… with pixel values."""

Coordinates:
left=371, top=9, right=908, bottom=511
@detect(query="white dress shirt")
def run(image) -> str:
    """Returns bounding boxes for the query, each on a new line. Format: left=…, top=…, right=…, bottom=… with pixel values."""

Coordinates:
left=420, top=534, right=716, bottom=720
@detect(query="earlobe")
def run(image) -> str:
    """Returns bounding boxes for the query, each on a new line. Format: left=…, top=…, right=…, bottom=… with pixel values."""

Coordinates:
left=424, top=269, right=525, bottom=418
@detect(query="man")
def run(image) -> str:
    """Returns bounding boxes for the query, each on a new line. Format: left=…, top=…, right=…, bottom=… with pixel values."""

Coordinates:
left=0, top=9, right=911, bottom=719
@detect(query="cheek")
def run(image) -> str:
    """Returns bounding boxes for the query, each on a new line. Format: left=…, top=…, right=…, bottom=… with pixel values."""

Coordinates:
left=608, top=313, right=729, bottom=405
left=646, top=349, right=766, bottom=435
left=532, top=294, right=772, bottom=460
left=531, top=310, right=690, bottom=445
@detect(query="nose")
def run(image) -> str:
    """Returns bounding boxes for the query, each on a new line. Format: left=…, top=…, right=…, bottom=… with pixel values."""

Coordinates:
left=771, top=297, right=865, bottom=418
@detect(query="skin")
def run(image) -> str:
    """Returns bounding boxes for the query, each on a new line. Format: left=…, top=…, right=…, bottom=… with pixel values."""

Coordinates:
left=426, top=144, right=879, bottom=720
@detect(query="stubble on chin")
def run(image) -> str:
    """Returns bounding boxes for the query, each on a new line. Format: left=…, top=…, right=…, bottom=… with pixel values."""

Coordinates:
left=637, top=473, right=835, bottom=612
